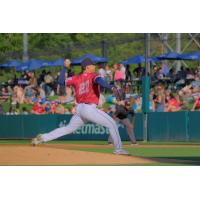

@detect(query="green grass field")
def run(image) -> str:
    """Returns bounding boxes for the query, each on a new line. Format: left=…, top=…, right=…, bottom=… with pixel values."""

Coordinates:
left=1, top=140, right=200, bottom=165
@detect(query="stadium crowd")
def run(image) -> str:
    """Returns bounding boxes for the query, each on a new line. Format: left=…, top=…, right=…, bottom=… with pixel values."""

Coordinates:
left=1, top=58, right=200, bottom=115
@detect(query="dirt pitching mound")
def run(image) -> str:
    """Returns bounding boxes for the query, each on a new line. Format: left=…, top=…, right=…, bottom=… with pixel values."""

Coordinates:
left=0, top=145, right=155, bottom=165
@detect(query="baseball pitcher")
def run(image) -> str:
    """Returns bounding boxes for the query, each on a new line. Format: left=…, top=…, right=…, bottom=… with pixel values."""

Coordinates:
left=32, top=58, right=129, bottom=155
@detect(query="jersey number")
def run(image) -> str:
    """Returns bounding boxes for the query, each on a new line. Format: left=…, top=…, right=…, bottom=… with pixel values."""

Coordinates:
left=79, top=80, right=89, bottom=95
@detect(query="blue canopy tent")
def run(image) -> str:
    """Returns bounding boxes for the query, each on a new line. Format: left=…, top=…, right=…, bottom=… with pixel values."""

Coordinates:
left=121, top=55, right=159, bottom=65
left=1, top=58, right=64, bottom=71
left=16, top=61, right=30, bottom=71
left=122, top=55, right=145, bottom=65
left=179, top=51, right=200, bottom=60
left=16, top=59, right=53, bottom=71
left=71, top=54, right=107, bottom=65
left=0, top=60, right=22, bottom=68
left=150, top=57, right=160, bottom=63
left=28, top=60, right=44, bottom=71
left=156, top=52, right=182, bottom=60
left=40, top=60, right=52, bottom=67
left=50, top=58, right=64, bottom=66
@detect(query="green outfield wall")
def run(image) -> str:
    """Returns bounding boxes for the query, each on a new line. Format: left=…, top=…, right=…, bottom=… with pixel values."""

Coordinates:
left=0, top=112, right=199, bottom=141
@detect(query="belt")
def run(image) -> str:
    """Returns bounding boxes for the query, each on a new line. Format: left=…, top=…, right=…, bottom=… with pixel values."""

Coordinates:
left=80, top=103, right=97, bottom=106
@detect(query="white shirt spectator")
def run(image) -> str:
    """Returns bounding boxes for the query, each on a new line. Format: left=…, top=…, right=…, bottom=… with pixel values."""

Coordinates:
left=120, top=65, right=126, bottom=80
left=106, top=69, right=112, bottom=76
left=98, top=93, right=106, bottom=107
left=98, top=68, right=106, bottom=78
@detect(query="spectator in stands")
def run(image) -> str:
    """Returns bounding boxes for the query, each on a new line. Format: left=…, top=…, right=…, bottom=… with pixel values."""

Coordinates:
left=28, top=71, right=37, bottom=88
left=119, top=64, right=126, bottom=80
left=55, top=102, right=65, bottom=114
left=168, top=68, right=175, bottom=82
left=1, top=87, right=10, bottom=96
left=125, top=64, right=132, bottom=82
left=18, top=71, right=29, bottom=87
left=156, top=68, right=164, bottom=80
left=98, top=64, right=107, bottom=92
left=178, top=84, right=194, bottom=107
left=12, top=74, right=18, bottom=86
left=186, top=68, right=195, bottom=80
left=57, top=58, right=71, bottom=102
left=165, top=93, right=180, bottom=112
left=154, top=83, right=165, bottom=112
left=151, top=65, right=159, bottom=81
left=23, top=71, right=38, bottom=102
left=50, top=101, right=57, bottom=114
left=13, top=85, right=25, bottom=104
left=132, top=96, right=142, bottom=112
left=113, top=64, right=124, bottom=81
left=44, top=71, right=54, bottom=96
left=196, top=66, right=200, bottom=79
left=65, top=86, right=74, bottom=103
left=31, top=102, right=45, bottom=114
left=177, top=66, right=187, bottom=80
left=129, top=96, right=135, bottom=109
left=24, top=86, right=35, bottom=104
left=125, top=82, right=132, bottom=96
left=44, top=102, right=51, bottom=114
left=38, top=69, right=47, bottom=85
left=98, top=93, right=106, bottom=108
left=162, top=62, right=169, bottom=77
left=191, top=94, right=200, bottom=111
left=105, top=65, right=113, bottom=83
left=115, top=81, right=125, bottom=101
left=165, top=89, right=172, bottom=102
left=133, top=63, right=144, bottom=78
left=1, top=87, right=10, bottom=101
left=37, top=87, right=46, bottom=100
left=149, top=90, right=156, bottom=111
left=98, top=63, right=106, bottom=79
left=191, top=75, right=200, bottom=89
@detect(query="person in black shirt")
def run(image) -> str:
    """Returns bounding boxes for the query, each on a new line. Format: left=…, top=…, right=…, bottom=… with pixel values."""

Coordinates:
left=57, top=59, right=71, bottom=102
left=108, top=100, right=137, bottom=145
left=177, top=66, right=187, bottom=81
left=38, top=70, right=47, bottom=85
left=125, top=64, right=132, bottom=82
left=133, top=63, right=144, bottom=78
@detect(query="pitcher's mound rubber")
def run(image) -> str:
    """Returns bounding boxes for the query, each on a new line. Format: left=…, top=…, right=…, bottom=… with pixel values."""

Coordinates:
left=0, top=145, right=155, bottom=165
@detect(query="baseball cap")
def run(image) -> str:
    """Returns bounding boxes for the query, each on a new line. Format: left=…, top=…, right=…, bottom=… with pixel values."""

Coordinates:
left=81, top=58, right=95, bottom=68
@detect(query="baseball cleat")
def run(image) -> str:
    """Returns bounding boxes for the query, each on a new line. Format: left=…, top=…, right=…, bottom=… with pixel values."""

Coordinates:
left=31, top=134, right=43, bottom=146
left=113, top=149, right=130, bottom=155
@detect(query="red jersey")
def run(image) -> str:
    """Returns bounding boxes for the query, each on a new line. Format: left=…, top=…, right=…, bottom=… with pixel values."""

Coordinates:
left=168, top=98, right=179, bottom=108
left=195, top=99, right=200, bottom=107
left=32, top=103, right=45, bottom=114
left=66, top=73, right=100, bottom=105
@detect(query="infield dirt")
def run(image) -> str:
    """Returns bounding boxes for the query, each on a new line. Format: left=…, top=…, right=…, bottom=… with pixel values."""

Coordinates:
left=0, top=144, right=155, bottom=165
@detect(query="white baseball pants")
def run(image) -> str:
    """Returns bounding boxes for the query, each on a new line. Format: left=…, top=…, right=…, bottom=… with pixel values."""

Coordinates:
left=41, top=103, right=123, bottom=150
